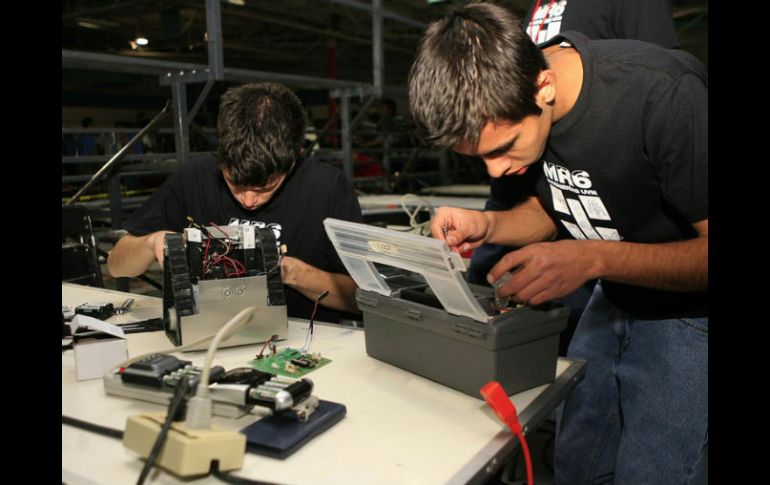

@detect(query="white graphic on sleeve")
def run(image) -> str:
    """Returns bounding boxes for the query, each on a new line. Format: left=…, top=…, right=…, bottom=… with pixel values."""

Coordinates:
left=542, top=161, right=622, bottom=241
left=527, top=0, right=568, bottom=44
left=578, top=195, right=611, bottom=220
left=567, top=199, right=602, bottom=239
left=561, top=220, right=586, bottom=240
left=595, top=227, right=621, bottom=241
left=551, top=185, right=569, bottom=214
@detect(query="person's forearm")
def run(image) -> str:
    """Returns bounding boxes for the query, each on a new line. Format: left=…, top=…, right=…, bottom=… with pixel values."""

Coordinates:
left=487, top=196, right=558, bottom=246
left=280, top=256, right=359, bottom=313
left=295, top=272, right=359, bottom=314
left=107, top=233, right=160, bottom=277
left=589, top=233, right=707, bottom=292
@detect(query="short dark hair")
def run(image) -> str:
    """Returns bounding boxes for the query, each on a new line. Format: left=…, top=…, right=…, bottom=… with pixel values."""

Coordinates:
left=408, top=1, right=547, bottom=149
left=217, top=82, right=306, bottom=187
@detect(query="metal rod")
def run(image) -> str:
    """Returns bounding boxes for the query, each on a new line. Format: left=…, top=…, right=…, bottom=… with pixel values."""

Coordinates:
left=372, top=0, right=384, bottom=96
left=187, top=79, right=215, bottom=128
left=171, top=82, right=190, bottom=164
left=350, top=96, right=376, bottom=132
left=341, top=96, right=353, bottom=181
left=205, top=0, right=224, bottom=79
left=66, top=101, right=171, bottom=206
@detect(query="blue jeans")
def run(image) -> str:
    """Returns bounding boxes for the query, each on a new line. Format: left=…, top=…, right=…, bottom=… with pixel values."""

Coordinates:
left=555, top=281, right=708, bottom=484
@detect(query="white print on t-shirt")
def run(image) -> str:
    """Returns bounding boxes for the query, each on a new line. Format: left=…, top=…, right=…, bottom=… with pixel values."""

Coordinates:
left=542, top=161, right=622, bottom=241
left=527, top=0, right=568, bottom=45
left=228, top=218, right=282, bottom=244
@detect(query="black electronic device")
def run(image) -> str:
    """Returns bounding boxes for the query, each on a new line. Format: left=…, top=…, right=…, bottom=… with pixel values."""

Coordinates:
left=105, top=353, right=316, bottom=420
left=75, top=302, right=114, bottom=320
left=216, top=367, right=273, bottom=386
left=121, top=354, right=193, bottom=388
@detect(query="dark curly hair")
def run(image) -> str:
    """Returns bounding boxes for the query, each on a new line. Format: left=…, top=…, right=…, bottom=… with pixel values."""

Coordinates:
left=217, top=82, right=306, bottom=187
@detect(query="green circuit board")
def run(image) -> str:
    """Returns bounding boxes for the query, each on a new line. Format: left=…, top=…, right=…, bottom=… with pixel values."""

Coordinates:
left=248, top=348, right=331, bottom=378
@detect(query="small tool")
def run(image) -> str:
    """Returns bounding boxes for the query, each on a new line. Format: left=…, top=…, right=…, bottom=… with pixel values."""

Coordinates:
left=115, top=298, right=135, bottom=315
left=491, top=272, right=513, bottom=309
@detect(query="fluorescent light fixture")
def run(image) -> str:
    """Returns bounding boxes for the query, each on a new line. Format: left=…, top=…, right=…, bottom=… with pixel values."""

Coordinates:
left=77, top=20, right=103, bottom=30
left=75, top=17, right=120, bottom=29
left=135, top=37, right=149, bottom=46
left=225, top=0, right=246, bottom=5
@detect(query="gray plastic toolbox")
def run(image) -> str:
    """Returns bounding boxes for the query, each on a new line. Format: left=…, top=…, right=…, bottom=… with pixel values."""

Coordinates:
left=324, top=218, right=568, bottom=398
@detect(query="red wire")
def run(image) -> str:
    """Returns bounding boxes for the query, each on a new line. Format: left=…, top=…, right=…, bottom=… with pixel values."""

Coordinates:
left=202, top=238, right=212, bottom=274
left=515, top=430, right=534, bottom=485
left=310, top=299, right=320, bottom=327
left=480, top=381, right=535, bottom=485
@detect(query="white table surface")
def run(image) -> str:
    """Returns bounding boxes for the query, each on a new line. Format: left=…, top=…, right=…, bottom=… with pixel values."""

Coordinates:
left=62, top=283, right=583, bottom=485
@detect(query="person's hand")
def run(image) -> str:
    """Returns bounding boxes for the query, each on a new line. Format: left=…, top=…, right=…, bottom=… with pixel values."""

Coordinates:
left=431, top=207, right=491, bottom=253
left=279, top=255, right=312, bottom=287
left=146, top=230, right=174, bottom=266
left=487, top=240, right=599, bottom=306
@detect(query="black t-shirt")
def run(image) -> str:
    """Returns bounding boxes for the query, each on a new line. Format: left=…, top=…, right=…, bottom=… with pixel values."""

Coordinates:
left=525, top=0, right=680, bottom=48
left=531, top=31, right=707, bottom=319
left=487, top=0, right=680, bottom=232
left=124, top=155, right=364, bottom=323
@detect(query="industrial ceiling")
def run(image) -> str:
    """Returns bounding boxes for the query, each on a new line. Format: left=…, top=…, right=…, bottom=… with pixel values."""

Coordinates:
left=62, top=0, right=708, bottom=110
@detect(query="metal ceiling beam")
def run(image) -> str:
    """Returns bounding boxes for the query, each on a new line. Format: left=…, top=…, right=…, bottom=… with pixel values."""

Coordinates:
left=207, top=2, right=415, bottom=55
left=62, top=0, right=156, bottom=21
left=62, top=49, right=201, bottom=75
left=323, top=0, right=426, bottom=29
left=62, top=49, right=369, bottom=90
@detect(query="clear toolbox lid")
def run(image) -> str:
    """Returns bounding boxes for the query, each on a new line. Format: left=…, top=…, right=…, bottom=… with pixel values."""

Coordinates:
left=323, top=218, right=490, bottom=323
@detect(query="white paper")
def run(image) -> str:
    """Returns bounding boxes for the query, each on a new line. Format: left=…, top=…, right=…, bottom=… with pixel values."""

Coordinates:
left=70, top=314, right=126, bottom=339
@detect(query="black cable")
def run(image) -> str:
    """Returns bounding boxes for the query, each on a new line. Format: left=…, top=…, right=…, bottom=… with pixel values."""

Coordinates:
left=62, top=415, right=124, bottom=439
left=136, top=376, right=190, bottom=485
left=210, top=462, right=280, bottom=485
left=302, top=290, right=329, bottom=352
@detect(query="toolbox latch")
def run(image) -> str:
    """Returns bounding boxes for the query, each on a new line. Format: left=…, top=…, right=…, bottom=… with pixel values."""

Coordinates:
left=405, top=309, right=422, bottom=321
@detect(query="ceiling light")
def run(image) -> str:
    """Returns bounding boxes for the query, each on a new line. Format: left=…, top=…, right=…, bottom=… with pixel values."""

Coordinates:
left=75, top=17, right=121, bottom=29
left=225, top=0, right=246, bottom=6
left=77, top=20, right=103, bottom=30
left=135, top=37, right=149, bottom=46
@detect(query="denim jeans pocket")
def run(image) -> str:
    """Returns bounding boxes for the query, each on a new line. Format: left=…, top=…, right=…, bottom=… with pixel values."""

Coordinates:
left=678, top=317, right=708, bottom=335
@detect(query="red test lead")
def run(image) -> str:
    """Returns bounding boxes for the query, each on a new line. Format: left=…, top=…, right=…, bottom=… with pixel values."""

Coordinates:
left=480, top=380, right=534, bottom=485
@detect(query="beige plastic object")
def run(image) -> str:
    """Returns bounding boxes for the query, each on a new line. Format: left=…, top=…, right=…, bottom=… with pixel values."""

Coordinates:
left=123, top=412, right=245, bottom=477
